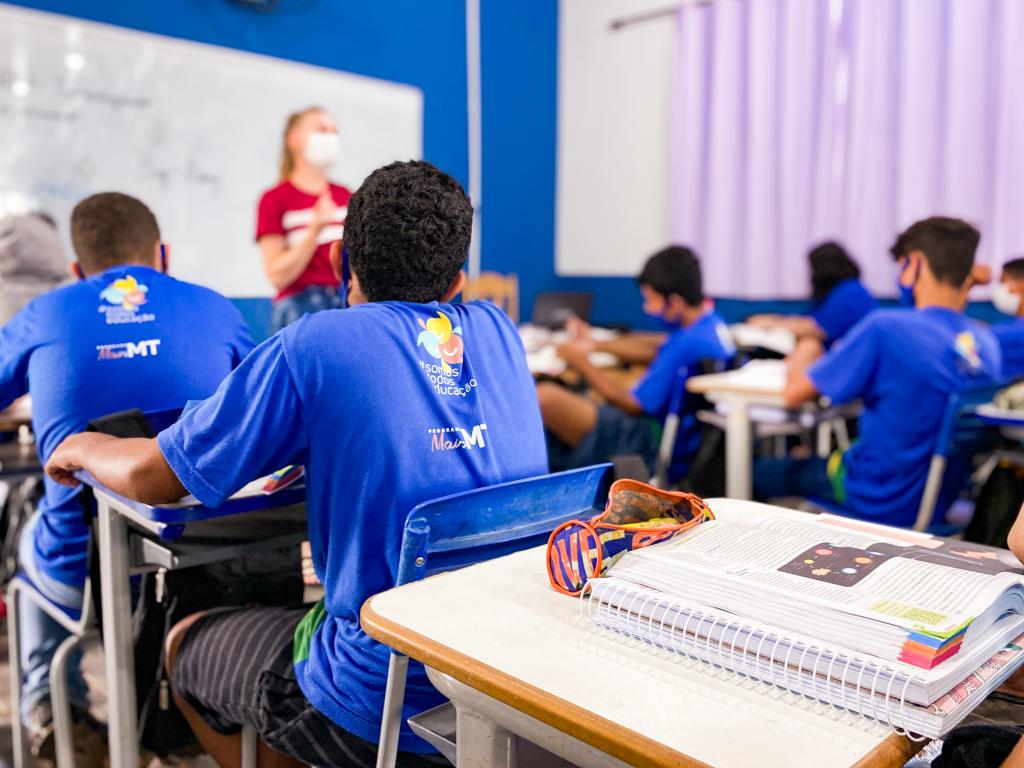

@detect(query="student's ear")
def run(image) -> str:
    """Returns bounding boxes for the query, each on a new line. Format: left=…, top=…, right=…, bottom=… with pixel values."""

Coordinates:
left=348, top=270, right=368, bottom=306
left=155, top=242, right=170, bottom=273
left=667, top=293, right=689, bottom=320
left=899, top=251, right=923, bottom=287
left=329, top=240, right=343, bottom=282
left=70, top=262, right=85, bottom=281
left=441, top=270, right=467, bottom=303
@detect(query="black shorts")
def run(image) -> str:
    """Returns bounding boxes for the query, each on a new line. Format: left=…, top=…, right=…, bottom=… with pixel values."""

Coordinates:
left=173, top=605, right=450, bottom=768
left=546, top=403, right=659, bottom=472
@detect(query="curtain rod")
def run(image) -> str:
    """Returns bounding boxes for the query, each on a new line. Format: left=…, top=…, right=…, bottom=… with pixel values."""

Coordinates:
left=609, top=0, right=718, bottom=31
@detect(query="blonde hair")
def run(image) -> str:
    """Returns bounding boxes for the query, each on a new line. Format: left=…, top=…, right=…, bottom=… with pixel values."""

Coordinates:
left=279, top=106, right=326, bottom=181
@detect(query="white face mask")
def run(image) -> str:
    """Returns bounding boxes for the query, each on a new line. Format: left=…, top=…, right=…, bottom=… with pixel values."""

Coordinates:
left=993, top=282, right=1022, bottom=317
left=303, top=131, right=340, bottom=169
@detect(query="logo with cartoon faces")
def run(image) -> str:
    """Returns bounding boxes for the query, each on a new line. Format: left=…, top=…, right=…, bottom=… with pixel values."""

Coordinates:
left=954, top=331, right=981, bottom=371
left=417, top=312, right=464, bottom=375
left=100, top=275, right=149, bottom=311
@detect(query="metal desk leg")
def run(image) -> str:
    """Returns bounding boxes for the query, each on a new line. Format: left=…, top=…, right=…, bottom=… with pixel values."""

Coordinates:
left=97, top=500, right=139, bottom=768
left=456, top=706, right=516, bottom=768
left=724, top=398, right=753, bottom=499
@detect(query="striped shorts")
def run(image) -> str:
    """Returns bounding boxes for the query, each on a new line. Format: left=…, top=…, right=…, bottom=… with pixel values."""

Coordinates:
left=173, top=605, right=450, bottom=768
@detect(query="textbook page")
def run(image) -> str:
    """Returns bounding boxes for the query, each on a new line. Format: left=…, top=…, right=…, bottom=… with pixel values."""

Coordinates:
left=614, top=516, right=1024, bottom=642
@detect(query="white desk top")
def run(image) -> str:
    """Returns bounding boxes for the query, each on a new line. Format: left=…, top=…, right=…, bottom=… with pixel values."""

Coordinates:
left=363, top=498, right=917, bottom=768
left=687, top=359, right=788, bottom=404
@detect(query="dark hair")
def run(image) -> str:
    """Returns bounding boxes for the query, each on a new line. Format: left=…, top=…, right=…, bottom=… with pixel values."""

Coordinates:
left=1003, top=257, right=1024, bottom=282
left=889, top=216, right=980, bottom=288
left=636, top=245, right=703, bottom=306
left=70, top=192, right=160, bottom=273
left=345, top=160, right=472, bottom=303
left=809, top=241, right=860, bottom=302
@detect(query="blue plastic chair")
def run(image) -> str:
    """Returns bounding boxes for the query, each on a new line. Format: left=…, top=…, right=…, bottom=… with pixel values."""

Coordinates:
left=807, top=384, right=1001, bottom=534
left=912, top=384, right=1002, bottom=534
left=374, top=463, right=613, bottom=768
left=6, top=406, right=184, bottom=768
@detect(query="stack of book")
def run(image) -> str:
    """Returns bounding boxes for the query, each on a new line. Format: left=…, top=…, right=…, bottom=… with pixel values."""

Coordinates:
left=582, top=505, right=1024, bottom=738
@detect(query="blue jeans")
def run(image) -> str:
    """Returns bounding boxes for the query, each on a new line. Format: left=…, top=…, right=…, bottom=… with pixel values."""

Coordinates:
left=17, top=512, right=88, bottom=723
left=270, top=285, right=343, bottom=333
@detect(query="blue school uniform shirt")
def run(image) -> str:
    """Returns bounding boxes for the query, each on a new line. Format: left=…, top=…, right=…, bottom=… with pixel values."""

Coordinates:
left=991, top=319, right=1024, bottom=379
left=156, top=300, right=547, bottom=751
left=0, top=265, right=253, bottom=589
left=808, top=307, right=1001, bottom=527
left=811, top=278, right=878, bottom=346
left=631, top=310, right=735, bottom=474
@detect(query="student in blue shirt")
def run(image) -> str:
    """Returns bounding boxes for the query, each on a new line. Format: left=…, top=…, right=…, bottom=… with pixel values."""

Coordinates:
left=539, top=246, right=735, bottom=480
left=748, top=241, right=877, bottom=348
left=989, top=257, right=1024, bottom=379
left=0, top=192, right=253, bottom=756
left=45, top=161, right=547, bottom=768
left=755, top=217, right=1002, bottom=529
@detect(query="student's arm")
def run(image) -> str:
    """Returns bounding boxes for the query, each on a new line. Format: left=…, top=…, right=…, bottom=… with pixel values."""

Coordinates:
left=557, top=341, right=644, bottom=415
left=1001, top=734, right=1024, bottom=768
left=48, top=335, right=308, bottom=508
left=591, top=334, right=666, bottom=365
left=46, top=434, right=185, bottom=505
left=789, top=317, right=881, bottom=411
left=0, top=307, right=36, bottom=409
left=1007, top=504, right=1024, bottom=563
left=776, top=315, right=826, bottom=340
left=258, top=192, right=336, bottom=291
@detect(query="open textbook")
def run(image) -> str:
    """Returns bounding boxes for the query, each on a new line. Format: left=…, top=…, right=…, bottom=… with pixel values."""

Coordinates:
left=582, top=507, right=1024, bottom=738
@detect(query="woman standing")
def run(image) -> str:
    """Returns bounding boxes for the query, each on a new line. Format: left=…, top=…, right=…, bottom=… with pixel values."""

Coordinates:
left=257, top=107, right=351, bottom=332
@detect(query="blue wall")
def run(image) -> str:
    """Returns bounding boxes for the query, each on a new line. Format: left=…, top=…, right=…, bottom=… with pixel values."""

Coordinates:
left=5, top=0, right=1008, bottom=337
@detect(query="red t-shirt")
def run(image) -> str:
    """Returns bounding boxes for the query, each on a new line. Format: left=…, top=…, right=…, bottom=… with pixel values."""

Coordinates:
left=256, top=180, right=352, bottom=300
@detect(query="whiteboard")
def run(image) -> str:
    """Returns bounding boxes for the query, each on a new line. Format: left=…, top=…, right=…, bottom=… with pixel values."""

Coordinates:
left=0, top=4, right=423, bottom=297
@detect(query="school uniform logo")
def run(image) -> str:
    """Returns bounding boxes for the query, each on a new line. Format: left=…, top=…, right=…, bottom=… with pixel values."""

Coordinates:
left=417, top=312, right=464, bottom=374
left=416, top=311, right=478, bottom=398
left=954, top=331, right=982, bottom=371
left=427, top=424, right=488, bottom=451
left=98, top=275, right=156, bottom=325
left=96, top=338, right=161, bottom=361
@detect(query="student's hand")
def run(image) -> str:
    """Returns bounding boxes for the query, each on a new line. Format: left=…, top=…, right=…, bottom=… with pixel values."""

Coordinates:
left=968, top=263, right=992, bottom=290
left=564, top=315, right=592, bottom=341
left=746, top=314, right=778, bottom=329
left=45, top=433, right=91, bottom=488
left=557, top=338, right=594, bottom=369
left=311, top=191, right=338, bottom=230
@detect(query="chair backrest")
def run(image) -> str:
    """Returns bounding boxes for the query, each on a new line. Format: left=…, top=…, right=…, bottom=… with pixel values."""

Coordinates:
left=914, top=383, right=1003, bottom=531
left=462, top=271, right=519, bottom=323
left=395, top=464, right=612, bottom=587
left=530, top=291, right=593, bottom=329
left=651, top=356, right=741, bottom=488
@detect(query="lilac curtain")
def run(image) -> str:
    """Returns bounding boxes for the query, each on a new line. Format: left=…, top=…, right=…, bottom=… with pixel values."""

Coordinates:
left=670, top=0, right=1024, bottom=299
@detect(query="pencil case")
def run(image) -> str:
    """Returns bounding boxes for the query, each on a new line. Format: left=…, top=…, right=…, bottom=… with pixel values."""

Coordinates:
left=546, top=479, right=715, bottom=597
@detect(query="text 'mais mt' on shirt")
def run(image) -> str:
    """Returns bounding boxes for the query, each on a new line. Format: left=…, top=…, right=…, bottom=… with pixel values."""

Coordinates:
left=256, top=181, right=352, bottom=301
left=0, top=265, right=253, bottom=588
left=808, top=307, right=1002, bottom=527
left=157, top=300, right=548, bottom=751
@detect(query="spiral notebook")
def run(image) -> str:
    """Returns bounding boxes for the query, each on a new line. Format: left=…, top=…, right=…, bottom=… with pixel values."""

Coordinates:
left=581, top=507, right=1024, bottom=739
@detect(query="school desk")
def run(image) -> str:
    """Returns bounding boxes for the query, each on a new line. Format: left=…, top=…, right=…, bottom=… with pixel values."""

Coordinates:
left=362, top=498, right=922, bottom=768
left=976, top=404, right=1024, bottom=441
left=686, top=361, right=859, bottom=500
left=75, top=472, right=307, bottom=768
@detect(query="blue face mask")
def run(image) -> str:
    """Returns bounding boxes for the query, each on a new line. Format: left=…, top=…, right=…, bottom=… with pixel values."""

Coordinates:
left=897, top=283, right=915, bottom=308
left=897, top=259, right=918, bottom=308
